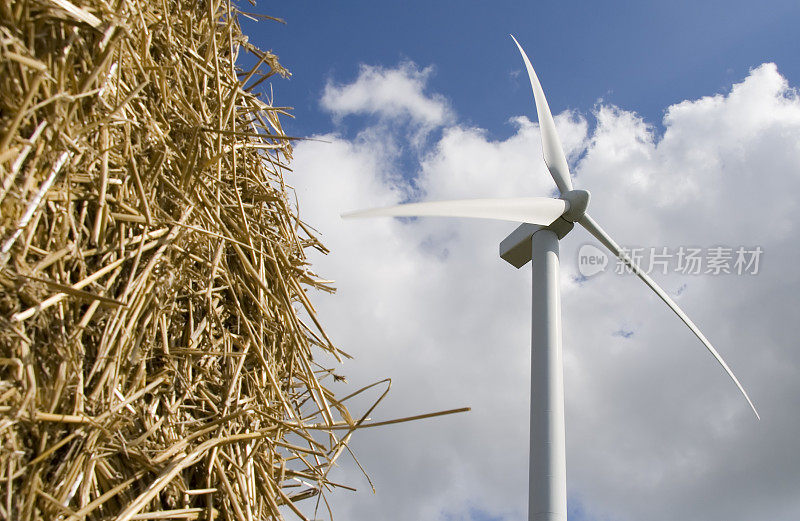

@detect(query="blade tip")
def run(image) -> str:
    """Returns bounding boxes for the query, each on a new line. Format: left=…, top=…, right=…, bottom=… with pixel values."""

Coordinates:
left=751, top=403, right=761, bottom=421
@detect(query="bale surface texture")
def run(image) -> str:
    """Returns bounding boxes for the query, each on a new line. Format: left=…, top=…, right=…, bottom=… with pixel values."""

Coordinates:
left=0, top=1, right=357, bottom=518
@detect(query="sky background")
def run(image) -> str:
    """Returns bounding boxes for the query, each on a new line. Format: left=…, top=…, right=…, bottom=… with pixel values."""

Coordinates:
left=242, top=2, right=800, bottom=520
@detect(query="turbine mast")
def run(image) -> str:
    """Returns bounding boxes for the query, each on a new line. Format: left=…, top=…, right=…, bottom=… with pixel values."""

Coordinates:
left=529, top=229, right=567, bottom=521
left=503, top=224, right=568, bottom=521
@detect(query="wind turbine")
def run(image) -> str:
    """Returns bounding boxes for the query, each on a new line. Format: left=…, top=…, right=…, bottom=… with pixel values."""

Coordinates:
left=343, top=36, right=759, bottom=521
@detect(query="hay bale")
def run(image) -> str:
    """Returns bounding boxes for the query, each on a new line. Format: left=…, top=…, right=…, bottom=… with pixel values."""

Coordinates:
left=0, top=1, right=360, bottom=518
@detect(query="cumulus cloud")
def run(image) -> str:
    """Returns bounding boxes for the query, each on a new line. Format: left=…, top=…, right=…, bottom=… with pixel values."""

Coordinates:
left=321, top=62, right=453, bottom=130
left=289, top=61, right=800, bottom=521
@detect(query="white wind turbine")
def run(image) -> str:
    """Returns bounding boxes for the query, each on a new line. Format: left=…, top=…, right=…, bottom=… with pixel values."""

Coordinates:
left=343, top=36, right=759, bottom=521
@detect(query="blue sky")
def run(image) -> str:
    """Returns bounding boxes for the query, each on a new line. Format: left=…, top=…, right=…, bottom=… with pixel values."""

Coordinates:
left=246, top=0, right=800, bottom=141
left=240, top=2, right=800, bottom=521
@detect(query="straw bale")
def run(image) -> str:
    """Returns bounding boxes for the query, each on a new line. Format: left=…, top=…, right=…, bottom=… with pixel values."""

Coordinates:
left=0, top=0, right=368, bottom=518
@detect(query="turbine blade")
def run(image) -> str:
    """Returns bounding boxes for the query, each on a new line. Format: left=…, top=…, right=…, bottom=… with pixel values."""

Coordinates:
left=510, top=35, right=574, bottom=195
left=578, top=213, right=760, bottom=420
left=342, top=197, right=567, bottom=225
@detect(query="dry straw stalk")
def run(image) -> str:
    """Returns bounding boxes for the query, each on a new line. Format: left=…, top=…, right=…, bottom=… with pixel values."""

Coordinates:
left=0, top=0, right=376, bottom=518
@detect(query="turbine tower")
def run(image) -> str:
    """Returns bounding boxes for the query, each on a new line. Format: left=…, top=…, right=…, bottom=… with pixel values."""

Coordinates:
left=343, top=36, right=759, bottom=521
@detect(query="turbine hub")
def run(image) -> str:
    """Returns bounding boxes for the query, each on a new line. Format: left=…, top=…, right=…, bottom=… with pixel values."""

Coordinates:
left=560, top=189, right=590, bottom=222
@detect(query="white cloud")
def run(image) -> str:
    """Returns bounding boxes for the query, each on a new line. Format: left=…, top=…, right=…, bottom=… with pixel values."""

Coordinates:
left=289, top=61, right=800, bottom=521
left=321, top=62, right=453, bottom=130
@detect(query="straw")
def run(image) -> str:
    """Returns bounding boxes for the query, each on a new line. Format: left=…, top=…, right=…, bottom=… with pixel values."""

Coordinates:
left=0, top=2, right=469, bottom=518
